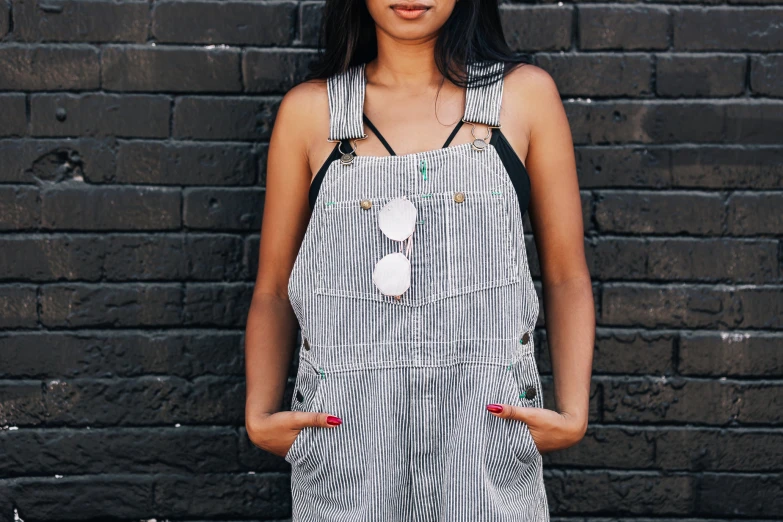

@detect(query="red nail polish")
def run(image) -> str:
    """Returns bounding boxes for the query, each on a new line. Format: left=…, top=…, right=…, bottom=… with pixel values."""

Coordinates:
left=327, top=415, right=342, bottom=426
left=486, top=404, right=503, bottom=413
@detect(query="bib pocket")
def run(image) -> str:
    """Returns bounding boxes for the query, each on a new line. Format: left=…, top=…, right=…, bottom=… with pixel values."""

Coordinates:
left=313, top=189, right=519, bottom=306
left=284, top=362, right=327, bottom=464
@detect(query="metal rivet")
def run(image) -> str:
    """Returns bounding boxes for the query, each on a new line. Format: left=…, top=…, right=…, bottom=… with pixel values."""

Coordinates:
left=454, top=192, right=465, bottom=203
left=360, top=199, right=372, bottom=210
left=296, top=389, right=304, bottom=402
left=525, top=385, right=536, bottom=400
left=520, top=332, right=530, bottom=345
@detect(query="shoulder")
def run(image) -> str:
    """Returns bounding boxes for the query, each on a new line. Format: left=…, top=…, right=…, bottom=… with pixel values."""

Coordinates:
left=501, top=62, right=564, bottom=134
left=273, top=77, right=331, bottom=145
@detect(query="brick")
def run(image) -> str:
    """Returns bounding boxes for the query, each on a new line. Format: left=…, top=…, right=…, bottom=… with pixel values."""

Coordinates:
left=0, top=44, right=100, bottom=90
left=9, top=475, right=154, bottom=519
left=256, top=142, right=269, bottom=187
left=645, top=238, right=779, bottom=283
left=41, top=186, right=181, bottom=230
left=0, top=235, right=103, bottom=281
left=244, top=235, right=259, bottom=281
left=595, top=191, right=723, bottom=235
left=602, top=376, right=783, bottom=424
left=40, top=283, right=183, bottom=327
left=0, top=186, right=40, bottom=230
left=102, top=234, right=244, bottom=281
left=544, top=426, right=656, bottom=469
left=535, top=53, right=652, bottom=97
left=113, top=141, right=256, bottom=185
left=173, top=96, right=279, bottom=140
left=657, top=54, right=747, bottom=97
left=152, top=0, right=296, bottom=45
left=671, top=146, right=783, bottom=189
left=680, top=332, right=783, bottom=377
left=0, top=381, right=46, bottom=425
left=152, top=473, right=291, bottom=518
left=0, top=94, right=27, bottom=137
left=183, top=187, right=264, bottom=230
left=31, top=93, right=170, bottom=138
left=299, top=1, right=323, bottom=47
left=12, top=0, right=148, bottom=42
left=579, top=6, right=669, bottom=50
left=0, top=138, right=116, bottom=183
left=501, top=6, right=572, bottom=52
left=0, top=331, right=243, bottom=379
left=724, top=102, right=783, bottom=144
left=0, top=427, right=239, bottom=476
left=602, top=284, right=783, bottom=329
left=183, top=282, right=253, bottom=326
left=243, top=49, right=317, bottom=93
left=697, top=473, right=783, bottom=517
left=0, top=0, right=8, bottom=38
left=673, top=7, right=783, bottom=51
left=566, top=101, right=725, bottom=145
left=727, top=192, right=783, bottom=235
left=102, top=45, right=242, bottom=92
left=40, top=376, right=244, bottom=426
left=750, top=54, right=783, bottom=96
left=544, top=469, right=694, bottom=514
left=576, top=146, right=671, bottom=188
left=657, top=428, right=783, bottom=472
left=539, top=328, right=673, bottom=375
left=586, top=238, right=648, bottom=280
left=0, top=285, right=37, bottom=328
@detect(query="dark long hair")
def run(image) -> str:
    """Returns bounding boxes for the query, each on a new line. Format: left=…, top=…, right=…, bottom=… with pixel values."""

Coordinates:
left=304, top=0, right=533, bottom=88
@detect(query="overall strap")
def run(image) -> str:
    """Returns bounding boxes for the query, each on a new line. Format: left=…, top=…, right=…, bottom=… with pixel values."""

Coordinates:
left=463, top=60, right=505, bottom=127
left=326, top=62, right=368, bottom=142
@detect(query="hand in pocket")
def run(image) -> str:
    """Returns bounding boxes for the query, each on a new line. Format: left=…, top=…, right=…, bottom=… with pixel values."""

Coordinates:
left=247, top=410, right=343, bottom=459
left=485, top=402, right=586, bottom=454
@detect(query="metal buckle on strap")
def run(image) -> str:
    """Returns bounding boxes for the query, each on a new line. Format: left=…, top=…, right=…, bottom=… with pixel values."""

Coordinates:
left=327, top=134, right=368, bottom=166
left=461, top=119, right=500, bottom=152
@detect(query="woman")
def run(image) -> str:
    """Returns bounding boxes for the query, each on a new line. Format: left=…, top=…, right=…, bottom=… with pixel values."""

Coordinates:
left=245, top=0, right=594, bottom=520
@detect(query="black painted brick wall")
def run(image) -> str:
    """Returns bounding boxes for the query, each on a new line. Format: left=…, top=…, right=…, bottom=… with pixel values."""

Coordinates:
left=0, top=0, right=781, bottom=520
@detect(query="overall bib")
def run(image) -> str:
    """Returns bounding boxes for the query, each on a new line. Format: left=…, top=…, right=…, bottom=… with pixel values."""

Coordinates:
left=286, top=60, right=549, bottom=522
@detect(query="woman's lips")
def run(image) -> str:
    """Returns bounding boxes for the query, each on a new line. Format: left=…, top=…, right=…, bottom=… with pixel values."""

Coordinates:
left=391, top=4, right=430, bottom=20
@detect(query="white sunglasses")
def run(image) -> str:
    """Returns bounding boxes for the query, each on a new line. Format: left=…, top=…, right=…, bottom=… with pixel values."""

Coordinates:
left=372, top=197, right=417, bottom=300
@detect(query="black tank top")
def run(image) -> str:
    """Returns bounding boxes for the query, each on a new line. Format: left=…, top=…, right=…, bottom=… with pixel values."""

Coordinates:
left=309, top=114, right=531, bottom=218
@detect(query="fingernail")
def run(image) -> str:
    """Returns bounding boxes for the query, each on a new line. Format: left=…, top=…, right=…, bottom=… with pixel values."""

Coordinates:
left=326, top=415, right=342, bottom=426
left=486, top=404, right=503, bottom=413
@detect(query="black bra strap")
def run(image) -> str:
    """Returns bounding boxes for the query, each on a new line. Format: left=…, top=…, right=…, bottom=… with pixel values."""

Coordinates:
left=362, top=114, right=396, bottom=156
left=442, top=119, right=465, bottom=148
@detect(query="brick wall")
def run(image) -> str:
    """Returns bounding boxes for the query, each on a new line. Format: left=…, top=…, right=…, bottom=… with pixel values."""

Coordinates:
left=0, top=0, right=781, bottom=520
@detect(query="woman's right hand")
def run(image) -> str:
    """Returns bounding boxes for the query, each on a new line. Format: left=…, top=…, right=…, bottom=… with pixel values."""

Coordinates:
left=246, top=410, right=343, bottom=459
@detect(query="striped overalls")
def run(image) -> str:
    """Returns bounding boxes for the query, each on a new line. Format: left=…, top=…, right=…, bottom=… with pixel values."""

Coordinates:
left=286, top=61, right=549, bottom=521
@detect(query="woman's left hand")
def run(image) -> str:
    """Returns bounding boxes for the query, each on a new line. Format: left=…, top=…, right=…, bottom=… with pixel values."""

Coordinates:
left=486, top=403, right=587, bottom=454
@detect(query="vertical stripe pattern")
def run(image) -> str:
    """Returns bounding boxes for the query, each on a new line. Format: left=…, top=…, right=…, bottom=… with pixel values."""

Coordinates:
left=327, top=63, right=367, bottom=141
left=463, top=61, right=505, bottom=127
left=286, top=60, right=549, bottom=521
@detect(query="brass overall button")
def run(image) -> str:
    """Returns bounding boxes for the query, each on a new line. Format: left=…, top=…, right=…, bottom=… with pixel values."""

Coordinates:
left=454, top=191, right=465, bottom=203
left=524, top=385, right=536, bottom=400
left=303, top=338, right=310, bottom=350
left=521, top=332, right=530, bottom=345
left=360, top=199, right=372, bottom=210
left=296, top=389, right=304, bottom=402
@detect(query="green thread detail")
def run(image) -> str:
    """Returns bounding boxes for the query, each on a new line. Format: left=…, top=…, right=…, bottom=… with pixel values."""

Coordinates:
left=519, top=338, right=524, bottom=344
left=421, top=193, right=433, bottom=198
left=519, top=391, right=526, bottom=399
left=491, top=190, right=502, bottom=195
left=318, top=367, right=326, bottom=379
left=416, top=219, right=425, bottom=224
left=506, top=361, right=513, bottom=371
left=420, top=159, right=428, bottom=181
left=325, top=201, right=335, bottom=207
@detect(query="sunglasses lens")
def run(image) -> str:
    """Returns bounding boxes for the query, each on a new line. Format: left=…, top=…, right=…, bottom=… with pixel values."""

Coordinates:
left=378, top=197, right=417, bottom=241
left=372, top=252, right=411, bottom=297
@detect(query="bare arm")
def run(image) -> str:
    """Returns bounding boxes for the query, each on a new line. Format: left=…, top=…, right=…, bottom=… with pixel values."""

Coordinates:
left=245, top=81, right=340, bottom=454
left=489, top=65, right=594, bottom=451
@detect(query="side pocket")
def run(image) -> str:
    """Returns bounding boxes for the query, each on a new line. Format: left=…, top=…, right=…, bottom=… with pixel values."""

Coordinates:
left=284, top=363, right=325, bottom=464
left=501, top=351, right=544, bottom=462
